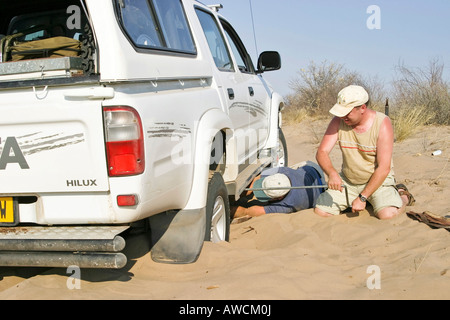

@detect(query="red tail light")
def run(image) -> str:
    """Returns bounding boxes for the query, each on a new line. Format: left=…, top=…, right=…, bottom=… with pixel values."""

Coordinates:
left=103, top=106, right=145, bottom=176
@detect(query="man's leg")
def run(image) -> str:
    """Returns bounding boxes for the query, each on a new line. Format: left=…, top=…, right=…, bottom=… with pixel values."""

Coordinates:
left=314, top=206, right=335, bottom=217
left=376, top=200, right=406, bottom=220
left=314, top=184, right=356, bottom=217
left=371, top=184, right=410, bottom=220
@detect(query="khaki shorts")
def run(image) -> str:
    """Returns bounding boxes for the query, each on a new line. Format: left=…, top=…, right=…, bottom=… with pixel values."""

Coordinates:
left=315, top=174, right=403, bottom=216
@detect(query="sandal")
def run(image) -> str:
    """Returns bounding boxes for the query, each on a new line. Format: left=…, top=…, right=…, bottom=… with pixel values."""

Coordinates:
left=396, top=183, right=416, bottom=206
left=407, top=211, right=450, bottom=230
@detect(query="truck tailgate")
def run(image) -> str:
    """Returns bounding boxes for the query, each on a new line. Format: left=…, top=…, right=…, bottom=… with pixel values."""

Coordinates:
left=0, top=86, right=109, bottom=193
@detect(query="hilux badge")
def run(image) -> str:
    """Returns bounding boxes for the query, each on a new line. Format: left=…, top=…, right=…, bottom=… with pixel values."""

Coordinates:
left=66, top=179, right=97, bottom=187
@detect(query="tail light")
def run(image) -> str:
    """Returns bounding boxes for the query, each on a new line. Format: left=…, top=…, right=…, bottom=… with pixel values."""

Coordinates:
left=103, top=106, right=145, bottom=176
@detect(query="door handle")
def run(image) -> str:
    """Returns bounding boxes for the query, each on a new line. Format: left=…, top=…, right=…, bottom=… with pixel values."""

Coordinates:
left=227, top=88, right=235, bottom=100
left=248, top=87, right=254, bottom=96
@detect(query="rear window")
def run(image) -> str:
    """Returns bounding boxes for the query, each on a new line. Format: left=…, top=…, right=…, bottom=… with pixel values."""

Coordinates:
left=7, top=9, right=87, bottom=42
left=117, top=0, right=196, bottom=55
left=0, top=1, right=96, bottom=77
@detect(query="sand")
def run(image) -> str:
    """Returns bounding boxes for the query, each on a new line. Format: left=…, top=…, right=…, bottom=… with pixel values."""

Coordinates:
left=0, top=120, right=449, bottom=300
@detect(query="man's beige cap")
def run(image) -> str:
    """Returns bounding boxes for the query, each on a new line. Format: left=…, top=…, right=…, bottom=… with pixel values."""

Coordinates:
left=253, top=173, right=291, bottom=202
left=329, top=85, right=369, bottom=117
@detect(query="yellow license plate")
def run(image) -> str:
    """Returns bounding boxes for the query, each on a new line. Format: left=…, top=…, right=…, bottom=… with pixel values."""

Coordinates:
left=0, top=197, right=18, bottom=226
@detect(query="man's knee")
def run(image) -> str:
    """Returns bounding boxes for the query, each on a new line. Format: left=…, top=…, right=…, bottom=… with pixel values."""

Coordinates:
left=314, top=207, right=334, bottom=217
left=376, top=207, right=401, bottom=220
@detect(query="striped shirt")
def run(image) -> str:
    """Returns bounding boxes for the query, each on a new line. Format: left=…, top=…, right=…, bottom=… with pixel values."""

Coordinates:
left=338, top=111, right=394, bottom=184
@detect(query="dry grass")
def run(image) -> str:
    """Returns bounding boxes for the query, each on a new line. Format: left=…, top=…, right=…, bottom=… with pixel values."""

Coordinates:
left=391, top=105, right=435, bottom=141
left=282, top=106, right=309, bottom=125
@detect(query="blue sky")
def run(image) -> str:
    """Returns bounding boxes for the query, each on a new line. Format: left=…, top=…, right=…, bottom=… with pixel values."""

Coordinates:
left=210, top=0, right=450, bottom=97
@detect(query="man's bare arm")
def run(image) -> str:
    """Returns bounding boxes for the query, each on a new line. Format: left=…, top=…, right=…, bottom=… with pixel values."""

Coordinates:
left=233, top=204, right=266, bottom=218
left=316, top=117, right=342, bottom=191
left=360, top=116, right=394, bottom=198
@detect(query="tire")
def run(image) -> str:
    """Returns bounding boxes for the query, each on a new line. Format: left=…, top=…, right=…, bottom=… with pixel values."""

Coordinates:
left=204, top=173, right=230, bottom=243
left=80, top=23, right=95, bottom=75
left=276, top=128, right=288, bottom=167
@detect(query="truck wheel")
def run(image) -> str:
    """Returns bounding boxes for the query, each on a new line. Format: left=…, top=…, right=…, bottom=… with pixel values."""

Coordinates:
left=205, top=173, right=230, bottom=243
left=277, top=128, right=288, bottom=167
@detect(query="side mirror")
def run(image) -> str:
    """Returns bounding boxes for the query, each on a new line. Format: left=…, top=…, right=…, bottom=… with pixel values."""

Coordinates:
left=257, top=51, right=281, bottom=73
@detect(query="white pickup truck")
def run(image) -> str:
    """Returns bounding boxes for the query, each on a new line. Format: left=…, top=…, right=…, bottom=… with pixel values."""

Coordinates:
left=0, top=0, right=286, bottom=268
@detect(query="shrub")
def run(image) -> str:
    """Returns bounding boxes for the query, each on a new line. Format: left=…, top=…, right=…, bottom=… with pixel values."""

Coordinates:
left=284, top=60, right=386, bottom=120
left=393, top=58, right=450, bottom=126
left=282, top=59, right=448, bottom=142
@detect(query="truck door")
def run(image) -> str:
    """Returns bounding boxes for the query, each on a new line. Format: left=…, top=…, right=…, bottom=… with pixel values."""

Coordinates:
left=196, top=8, right=254, bottom=165
left=220, top=20, right=270, bottom=158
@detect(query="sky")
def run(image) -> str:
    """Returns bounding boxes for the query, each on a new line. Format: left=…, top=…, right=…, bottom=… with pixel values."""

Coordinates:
left=207, top=0, right=450, bottom=97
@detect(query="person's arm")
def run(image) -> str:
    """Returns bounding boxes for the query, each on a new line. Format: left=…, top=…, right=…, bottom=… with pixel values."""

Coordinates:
left=233, top=204, right=266, bottom=218
left=316, top=117, right=342, bottom=191
left=351, top=116, right=394, bottom=212
left=231, top=175, right=267, bottom=218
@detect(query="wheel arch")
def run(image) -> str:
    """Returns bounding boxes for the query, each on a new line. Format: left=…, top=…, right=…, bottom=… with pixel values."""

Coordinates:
left=266, top=91, right=286, bottom=150
left=183, top=108, right=235, bottom=210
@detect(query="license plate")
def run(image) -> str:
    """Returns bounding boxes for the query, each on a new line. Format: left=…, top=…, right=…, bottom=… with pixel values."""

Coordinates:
left=0, top=197, right=18, bottom=226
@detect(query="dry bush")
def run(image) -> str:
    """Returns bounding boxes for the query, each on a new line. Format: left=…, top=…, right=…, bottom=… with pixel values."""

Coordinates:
left=282, top=59, right=449, bottom=143
left=284, top=60, right=386, bottom=122
left=393, top=58, right=450, bottom=126
left=287, top=61, right=356, bottom=117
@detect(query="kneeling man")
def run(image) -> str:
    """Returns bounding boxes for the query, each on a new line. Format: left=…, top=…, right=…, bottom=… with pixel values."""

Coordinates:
left=314, top=85, right=414, bottom=220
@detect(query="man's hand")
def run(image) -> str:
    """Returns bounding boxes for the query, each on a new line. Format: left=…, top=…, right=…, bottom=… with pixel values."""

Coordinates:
left=351, top=197, right=367, bottom=213
left=328, top=171, right=343, bottom=192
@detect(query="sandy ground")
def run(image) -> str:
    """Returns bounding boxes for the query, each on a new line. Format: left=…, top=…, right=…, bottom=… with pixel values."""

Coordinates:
left=0, top=120, right=449, bottom=300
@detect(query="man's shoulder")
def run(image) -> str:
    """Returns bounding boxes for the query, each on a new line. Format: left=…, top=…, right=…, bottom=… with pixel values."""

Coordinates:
left=375, top=110, right=388, bottom=120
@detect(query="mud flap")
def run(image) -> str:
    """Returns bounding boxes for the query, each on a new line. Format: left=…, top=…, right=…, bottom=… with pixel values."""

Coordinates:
left=148, top=208, right=206, bottom=264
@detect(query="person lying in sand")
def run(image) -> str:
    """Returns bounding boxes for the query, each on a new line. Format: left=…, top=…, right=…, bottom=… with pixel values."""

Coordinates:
left=314, top=85, right=415, bottom=220
left=232, top=162, right=325, bottom=220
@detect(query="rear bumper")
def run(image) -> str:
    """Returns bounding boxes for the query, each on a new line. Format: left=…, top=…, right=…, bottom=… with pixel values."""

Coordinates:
left=17, top=193, right=124, bottom=225
left=15, top=192, right=149, bottom=225
left=15, top=184, right=189, bottom=225
left=0, top=225, right=129, bottom=269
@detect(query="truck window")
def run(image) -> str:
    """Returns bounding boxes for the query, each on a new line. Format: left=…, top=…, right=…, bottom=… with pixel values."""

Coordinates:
left=221, top=19, right=255, bottom=74
left=117, top=0, right=195, bottom=54
left=0, top=3, right=96, bottom=75
left=195, top=8, right=233, bottom=72
left=7, top=9, right=83, bottom=41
